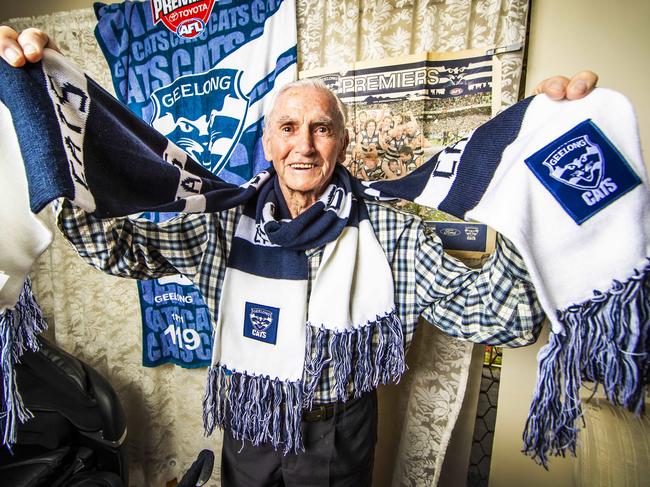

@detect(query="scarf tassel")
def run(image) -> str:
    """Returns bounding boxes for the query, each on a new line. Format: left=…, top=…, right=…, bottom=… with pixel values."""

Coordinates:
left=522, top=260, right=650, bottom=467
left=1, top=279, right=48, bottom=450
left=304, top=309, right=407, bottom=408
left=203, top=365, right=304, bottom=455
left=203, top=311, right=406, bottom=454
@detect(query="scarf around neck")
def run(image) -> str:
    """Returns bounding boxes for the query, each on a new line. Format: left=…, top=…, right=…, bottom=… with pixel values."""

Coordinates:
left=1, top=50, right=648, bottom=465
left=205, top=167, right=404, bottom=452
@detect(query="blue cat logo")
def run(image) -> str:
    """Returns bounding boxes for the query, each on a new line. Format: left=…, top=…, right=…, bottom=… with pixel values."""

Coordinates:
left=525, top=120, right=641, bottom=224
left=321, top=74, right=341, bottom=93
left=150, top=67, right=249, bottom=175
left=243, top=302, right=279, bottom=345
left=250, top=308, right=273, bottom=331
left=542, top=135, right=603, bottom=190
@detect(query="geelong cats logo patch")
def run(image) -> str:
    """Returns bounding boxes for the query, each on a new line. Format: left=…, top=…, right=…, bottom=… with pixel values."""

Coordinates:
left=244, top=302, right=280, bottom=345
left=525, top=120, right=640, bottom=224
left=150, top=67, right=249, bottom=175
left=151, top=0, right=216, bottom=39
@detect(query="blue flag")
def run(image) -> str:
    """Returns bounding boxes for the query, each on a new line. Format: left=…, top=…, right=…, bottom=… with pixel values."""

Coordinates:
left=94, top=0, right=297, bottom=368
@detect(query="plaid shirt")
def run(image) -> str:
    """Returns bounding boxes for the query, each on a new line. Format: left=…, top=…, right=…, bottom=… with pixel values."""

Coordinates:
left=57, top=200, right=543, bottom=404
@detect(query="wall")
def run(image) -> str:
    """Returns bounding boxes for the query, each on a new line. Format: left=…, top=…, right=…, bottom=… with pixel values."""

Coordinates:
left=490, top=1, right=649, bottom=486
left=524, top=0, right=649, bottom=162
left=0, top=1, right=94, bottom=20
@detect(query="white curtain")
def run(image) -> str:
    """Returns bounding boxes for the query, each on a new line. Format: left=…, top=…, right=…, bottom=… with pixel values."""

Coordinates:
left=6, top=1, right=529, bottom=485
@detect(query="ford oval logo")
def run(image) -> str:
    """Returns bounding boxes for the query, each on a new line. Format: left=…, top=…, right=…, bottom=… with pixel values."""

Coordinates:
left=441, top=228, right=461, bottom=237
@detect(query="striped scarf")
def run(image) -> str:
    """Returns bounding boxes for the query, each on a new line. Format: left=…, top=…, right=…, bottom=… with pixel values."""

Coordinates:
left=203, top=167, right=403, bottom=453
left=1, top=49, right=648, bottom=465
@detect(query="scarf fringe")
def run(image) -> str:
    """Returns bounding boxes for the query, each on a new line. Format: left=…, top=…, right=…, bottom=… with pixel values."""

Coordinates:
left=522, top=260, right=650, bottom=467
left=1, top=279, right=47, bottom=450
left=203, top=365, right=304, bottom=455
left=202, top=310, right=406, bottom=453
left=303, top=309, right=406, bottom=409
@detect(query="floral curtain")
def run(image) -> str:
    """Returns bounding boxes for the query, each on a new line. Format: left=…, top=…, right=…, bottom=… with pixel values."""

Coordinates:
left=6, top=1, right=529, bottom=485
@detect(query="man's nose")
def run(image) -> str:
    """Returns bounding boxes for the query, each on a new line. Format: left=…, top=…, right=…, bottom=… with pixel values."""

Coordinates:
left=294, top=126, right=315, bottom=154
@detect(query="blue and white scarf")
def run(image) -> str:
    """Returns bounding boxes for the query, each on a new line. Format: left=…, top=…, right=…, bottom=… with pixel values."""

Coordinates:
left=1, top=50, right=648, bottom=465
left=204, top=167, right=403, bottom=453
left=0, top=100, right=51, bottom=450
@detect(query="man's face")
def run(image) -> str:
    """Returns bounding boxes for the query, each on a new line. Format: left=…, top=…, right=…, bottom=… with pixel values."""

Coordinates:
left=263, top=87, right=347, bottom=200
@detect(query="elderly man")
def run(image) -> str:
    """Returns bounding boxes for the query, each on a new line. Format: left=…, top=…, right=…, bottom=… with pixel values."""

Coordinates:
left=0, top=26, right=598, bottom=487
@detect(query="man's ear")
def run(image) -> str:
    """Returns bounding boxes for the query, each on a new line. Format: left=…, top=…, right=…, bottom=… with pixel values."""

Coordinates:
left=337, top=131, right=349, bottom=163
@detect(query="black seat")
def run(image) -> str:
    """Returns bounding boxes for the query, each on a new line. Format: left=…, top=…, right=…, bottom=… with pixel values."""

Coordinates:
left=0, top=338, right=128, bottom=486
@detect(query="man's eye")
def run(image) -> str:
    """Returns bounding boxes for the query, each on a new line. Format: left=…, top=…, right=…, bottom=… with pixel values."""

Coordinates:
left=280, top=126, right=293, bottom=133
left=315, top=126, right=331, bottom=135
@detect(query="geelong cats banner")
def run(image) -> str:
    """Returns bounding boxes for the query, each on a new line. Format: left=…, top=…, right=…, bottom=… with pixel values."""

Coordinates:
left=301, top=49, right=498, bottom=259
left=95, top=0, right=297, bottom=368
left=95, top=0, right=297, bottom=183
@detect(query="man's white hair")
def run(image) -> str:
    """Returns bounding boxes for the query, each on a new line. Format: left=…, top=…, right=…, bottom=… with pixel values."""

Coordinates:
left=263, top=79, right=348, bottom=140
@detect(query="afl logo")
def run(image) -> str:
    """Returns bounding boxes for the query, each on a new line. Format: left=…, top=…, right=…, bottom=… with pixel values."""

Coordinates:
left=177, top=18, right=205, bottom=39
left=448, top=86, right=465, bottom=96
left=151, top=0, right=215, bottom=39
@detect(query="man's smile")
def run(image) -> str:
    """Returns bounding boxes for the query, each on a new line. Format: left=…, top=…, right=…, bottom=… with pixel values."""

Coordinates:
left=287, top=162, right=319, bottom=169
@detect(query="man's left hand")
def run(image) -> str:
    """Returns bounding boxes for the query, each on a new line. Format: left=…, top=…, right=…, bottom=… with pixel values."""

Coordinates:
left=532, top=71, right=599, bottom=100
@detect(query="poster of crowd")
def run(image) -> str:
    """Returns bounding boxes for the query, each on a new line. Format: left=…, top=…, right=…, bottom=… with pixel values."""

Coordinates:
left=301, top=49, right=499, bottom=259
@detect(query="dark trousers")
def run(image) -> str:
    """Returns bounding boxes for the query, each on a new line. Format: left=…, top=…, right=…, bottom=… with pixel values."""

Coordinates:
left=221, top=391, right=378, bottom=487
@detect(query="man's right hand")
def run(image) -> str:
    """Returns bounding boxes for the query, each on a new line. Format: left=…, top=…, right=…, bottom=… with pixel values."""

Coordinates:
left=0, top=26, right=58, bottom=67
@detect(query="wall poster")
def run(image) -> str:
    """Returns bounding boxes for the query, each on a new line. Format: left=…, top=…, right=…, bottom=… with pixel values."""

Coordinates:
left=301, top=48, right=500, bottom=261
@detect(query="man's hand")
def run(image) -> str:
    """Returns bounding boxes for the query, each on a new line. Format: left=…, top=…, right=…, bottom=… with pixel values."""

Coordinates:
left=0, top=26, right=58, bottom=67
left=532, top=71, right=599, bottom=101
